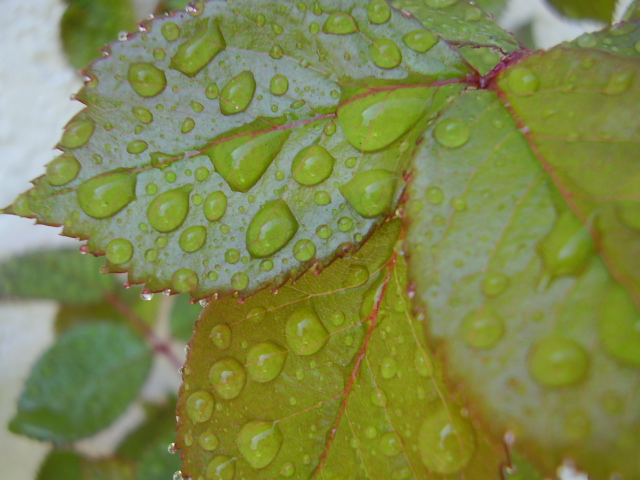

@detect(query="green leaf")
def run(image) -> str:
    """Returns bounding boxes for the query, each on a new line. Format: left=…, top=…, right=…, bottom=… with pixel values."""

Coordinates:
left=568, top=20, right=640, bottom=57
left=9, top=323, right=153, bottom=442
left=405, top=29, right=640, bottom=478
left=0, top=249, right=114, bottom=305
left=155, top=0, right=190, bottom=15
left=4, top=0, right=471, bottom=300
left=37, top=451, right=136, bottom=480
left=623, top=0, right=640, bottom=21
left=473, top=0, right=508, bottom=17
left=544, top=0, right=616, bottom=23
left=176, top=220, right=507, bottom=479
left=169, top=294, right=203, bottom=342
left=61, top=0, right=137, bottom=69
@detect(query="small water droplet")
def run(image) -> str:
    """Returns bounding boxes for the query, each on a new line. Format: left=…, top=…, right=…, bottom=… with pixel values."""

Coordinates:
left=343, top=265, right=369, bottom=287
left=529, top=336, right=589, bottom=387
left=220, top=70, right=256, bottom=115
left=403, top=29, right=438, bottom=52
left=168, top=442, right=177, bottom=454
left=462, top=309, right=504, bottom=349
left=338, top=216, right=354, bottom=232
left=46, top=156, right=80, bottom=186
left=293, top=239, right=316, bottom=262
left=507, top=67, right=540, bottom=96
left=210, top=324, right=232, bottom=349
left=246, top=200, right=299, bottom=258
left=61, top=119, right=95, bottom=148
left=604, top=71, right=633, bottom=95
left=205, top=82, right=220, bottom=99
left=316, top=224, right=332, bottom=239
left=185, top=390, right=214, bottom=423
left=179, top=225, right=207, bottom=253
left=161, top=21, right=180, bottom=41
left=281, top=462, right=296, bottom=477
left=128, top=63, right=167, bottom=97
left=314, top=190, right=331, bottom=205
left=340, top=169, right=396, bottom=218
left=237, top=420, right=283, bottom=469
left=291, top=145, right=335, bottom=186
left=106, top=238, right=133, bottom=264
left=368, top=0, right=391, bottom=24
left=371, top=387, right=387, bottom=407
left=246, top=341, right=287, bottom=382
left=426, top=186, right=444, bottom=205
left=231, top=272, right=249, bottom=290
left=209, top=357, right=246, bottom=399
left=269, top=44, right=284, bottom=59
left=147, top=185, right=192, bottom=232
left=132, top=106, right=153, bottom=124
left=322, top=12, right=359, bottom=34
left=172, top=268, right=198, bottom=293
left=126, top=140, right=148, bottom=154
left=434, top=117, right=470, bottom=148
left=481, top=272, right=509, bottom=297
left=286, top=306, right=329, bottom=355
left=576, top=32, right=596, bottom=48
left=379, top=432, right=402, bottom=456
left=369, top=39, right=402, bottom=69
left=269, top=74, right=289, bottom=96
left=181, top=117, right=195, bottom=133
left=380, top=356, right=398, bottom=379
left=77, top=171, right=137, bottom=219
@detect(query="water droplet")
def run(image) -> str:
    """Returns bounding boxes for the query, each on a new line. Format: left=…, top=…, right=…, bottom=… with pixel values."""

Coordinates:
left=576, top=32, right=596, bottom=48
left=291, top=145, right=335, bottom=186
left=564, top=410, right=591, bottom=442
left=179, top=225, right=207, bottom=253
left=207, top=119, right=291, bottom=192
left=322, top=12, right=359, bottom=34
left=46, top=155, right=80, bottom=186
left=290, top=99, right=306, bottom=109
left=168, top=442, right=177, bottom=454
left=132, top=106, right=153, bottom=124
left=425, top=186, right=444, bottom=205
left=281, top=462, right=295, bottom=477
left=209, top=357, right=246, bottom=399
left=529, top=336, right=589, bottom=388
left=128, top=63, right=167, bottom=97
left=106, top=238, right=133, bottom=264
left=323, top=120, right=337, bottom=136
left=77, top=171, right=137, bottom=219
left=199, top=431, right=219, bottom=450
left=451, top=196, right=466, bottom=211
left=127, top=140, right=148, bottom=154
left=599, top=284, right=640, bottom=366
left=368, top=0, right=391, bottom=24
left=181, top=117, right=195, bottom=133
left=237, top=420, right=283, bottom=469
left=418, top=407, right=476, bottom=474
left=161, top=21, right=180, bottom=41
left=316, top=224, right=332, bottom=239
left=153, top=47, right=166, bottom=61
left=462, top=309, right=504, bottom=349
left=205, top=82, right=220, bottom=99
left=256, top=13, right=266, bottom=26
left=338, top=216, right=354, bottom=232
left=434, top=117, right=470, bottom=148
left=172, top=268, right=198, bottom=293
left=61, top=119, right=94, bottom=148
left=247, top=306, right=267, bottom=323
left=507, top=67, right=539, bottom=96
left=270, top=74, right=289, bottom=96
left=604, top=71, right=633, bottom=95
left=147, top=185, right=192, bottom=232
left=170, top=19, right=226, bottom=77
left=293, top=239, right=316, bottom=262
left=369, top=39, right=402, bottom=69
left=172, top=471, right=182, bottom=480
left=481, top=272, right=509, bottom=297
left=343, top=265, right=369, bottom=288
left=186, top=391, right=214, bottom=423
left=380, top=356, right=398, bottom=379
left=220, top=70, right=256, bottom=115
left=225, top=248, right=240, bottom=264
left=269, top=44, right=284, bottom=59
left=260, top=259, right=274, bottom=271
left=538, top=210, right=594, bottom=278
left=246, top=200, right=299, bottom=258
left=271, top=23, right=284, bottom=35
left=201, top=191, right=227, bottom=222
left=286, top=306, right=329, bottom=355
left=340, top=169, right=396, bottom=218
left=371, top=387, right=387, bottom=406
left=246, top=341, right=287, bottom=382
left=206, top=455, right=235, bottom=480
left=314, top=191, right=331, bottom=205
left=231, top=272, right=249, bottom=290
left=338, top=86, right=433, bottom=151
left=210, top=324, right=232, bottom=349
left=379, top=432, right=402, bottom=456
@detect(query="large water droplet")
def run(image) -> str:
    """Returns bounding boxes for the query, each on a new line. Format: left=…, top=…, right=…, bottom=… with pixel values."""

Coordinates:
left=340, top=169, right=396, bottom=218
left=186, top=390, right=214, bottom=423
left=237, top=420, right=283, bottom=469
left=538, top=210, right=594, bottom=278
left=246, top=200, right=298, bottom=258
left=434, top=117, right=470, bottom=148
left=46, top=156, right=80, bottom=186
left=147, top=185, right=192, bottom=232
left=77, top=171, right=137, bottom=219
left=128, top=63, right=167, bottom=97
left=172, top=268, right=199, bottom=293
left=337, top=86, right=433, bottom=151
left=170, top=18, right=226, bottom=77
left=60, top=120, right=95, bottom=148
left=106, top=238, right=133, bottom=264
left=369, top=39, right=402, bottom=69
left=528, top=336, right=589, bottom=387
left=220, top=70, right=256, bottom=116
left=203, top=191, right=227, bottom=222
left=286, top=306, right=329, bottom=355
left=599, top=284, right=640, bottom=366
left=402, top=30, right=439, bottom=52
left=507, top=67, right=539, bottom=96
left=291, top=144, right=335, bottom=185
left=367, top=0, right=391, bottom=24
left=246, top=341, right=287, bottom=382
left=206, top=118, right=291, bottom=192
left=322, top=12, right=359, bottom=34
left=418, top=407, right=476, bottom=474
left=206, top=456, right=235, bottom=480
left=179, top=225, right=207, bottom=253
left=604, top=71, right=633, bottom=95
left=209, top=357, right=247, bottom=399
left=461, top=309, right=504, bottom=349
left=211, top=324, right=232, bottom=349
left=270, top=74, right=289, bottom=96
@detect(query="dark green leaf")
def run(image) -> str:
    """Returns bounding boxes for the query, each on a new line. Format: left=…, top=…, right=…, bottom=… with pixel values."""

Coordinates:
left=544, top=0, right=616, bottom=23
left=61, top=0, right=137, bottom=69
left=0, top=249, right=114, bottom=305
left=10, top=323, right=153, bottom=442
left=169, top=294, right=202, bottom=342
left=37, top=451, right=136, bottom=480
left=155, top=0, right=190, bottom=15
left=176, top=220, right=507, bottom=480
left=5, top=0, right=470, bottom=300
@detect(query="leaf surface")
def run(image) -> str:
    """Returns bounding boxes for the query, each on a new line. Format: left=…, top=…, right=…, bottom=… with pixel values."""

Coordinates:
left=9, top=323, right=153, bottom=442
left=176, top=220, right=507, bottom=480
left=5, top=0, right=471, bottom=300
left=37, top=451, right=136, bottom=480
left=544, top=0, right=616, bottom=22
left=0, top=249, right=114, bottom=305
left=405, top=30, right=640, bottom=478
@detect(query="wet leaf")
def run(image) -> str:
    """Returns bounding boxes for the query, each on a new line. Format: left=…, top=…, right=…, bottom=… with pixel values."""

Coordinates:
left=0, top=249, right=114, bottom=305
left=9, top=323, right=153, bottom=442
left=4, top=0, right=471, bottom=300
left=405, top=26, right=640, bottom=478
left=176, top=220, right=507, bottom=480
left=544, top=0, right=616, bottom=23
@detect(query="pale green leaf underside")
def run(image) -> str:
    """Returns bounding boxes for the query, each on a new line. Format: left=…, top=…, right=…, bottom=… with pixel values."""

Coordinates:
left=7, top=0, right=474, bottom=300
left=176, top=220, right=507, bottom=480
left=406, top=34, right=640, bottom=478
